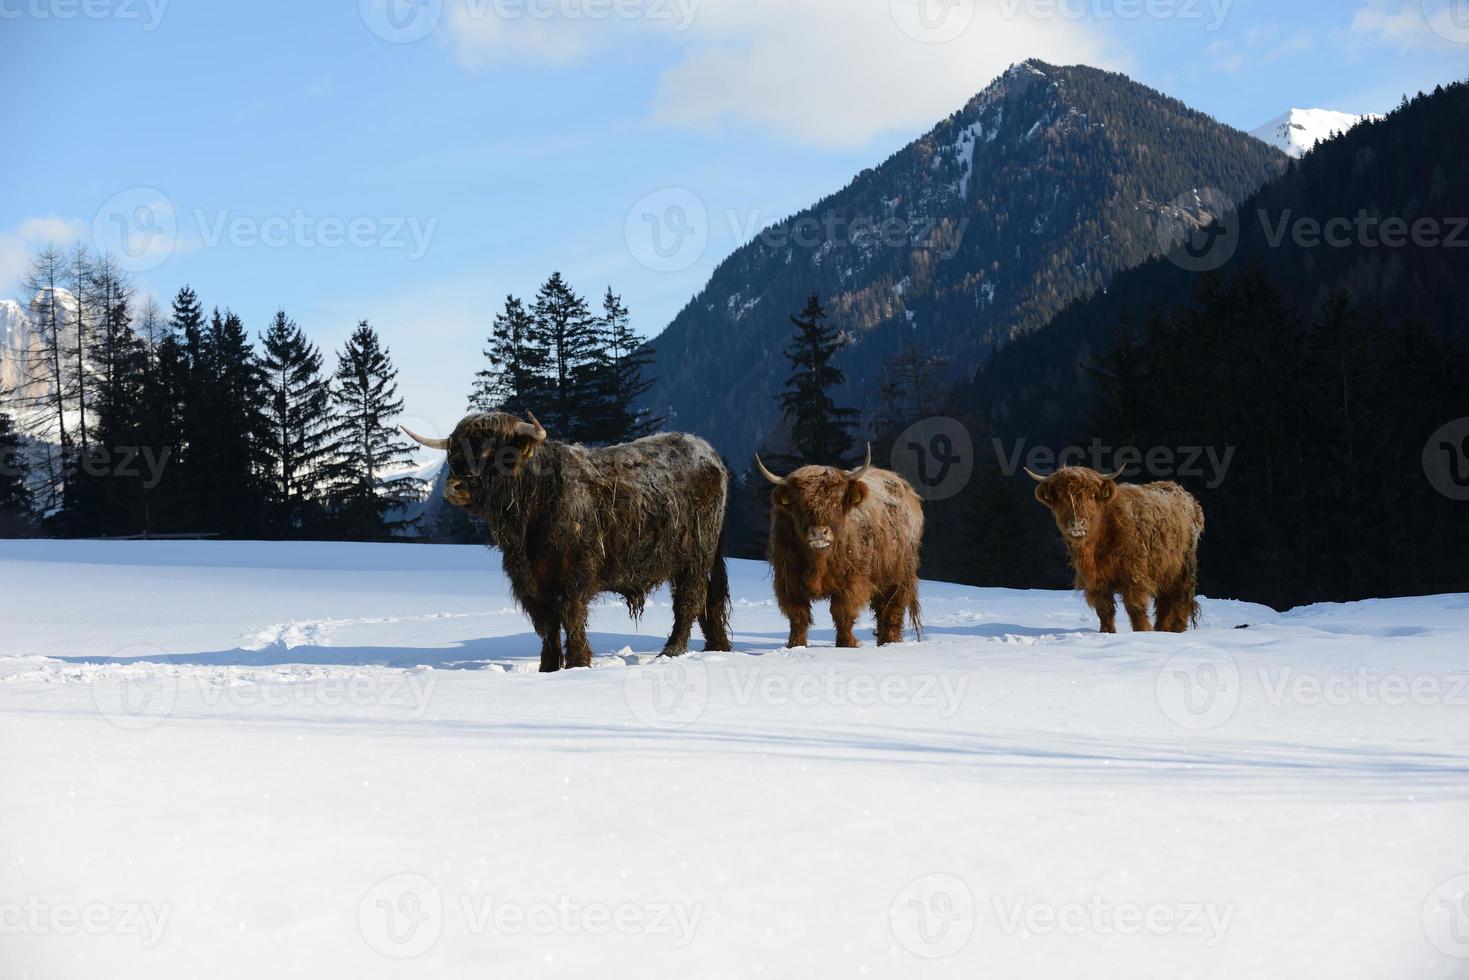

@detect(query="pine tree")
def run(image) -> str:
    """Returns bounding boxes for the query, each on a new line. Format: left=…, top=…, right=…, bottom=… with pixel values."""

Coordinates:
left=166, top=286, right=209, bottom=529
left=530, top=272, right=598, bottom=439
left=0, top=397, right=33, bottom=536
left=581, top=287, right=661, bottom=444
left=874, top=343, right=948, bottom=436
left=141, top=299, right=189, bottom=533
left=202, top=309, right=269, bottom=537
left=79, top=256, right=148, bottom=535
left=470, top=294, right=548, bottom=417
left=777, top=293, right=858, bottom=466
left=260, top=310, right=335, bottom=533
left=328, top=321, right=418, bottom=539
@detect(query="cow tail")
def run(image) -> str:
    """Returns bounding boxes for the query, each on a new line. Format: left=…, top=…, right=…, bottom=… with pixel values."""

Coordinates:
left=1186, top=506, right=1204, bottom=627
left=703, top=491, right=733, bottom=647
left=908, top=593, right=924, bottom=642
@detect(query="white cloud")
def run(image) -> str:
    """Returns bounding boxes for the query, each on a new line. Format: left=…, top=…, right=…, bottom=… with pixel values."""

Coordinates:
left=0, top=216, right=88, bottom=297
left=1349, top=0, right=1467, bottom=51
left=442, top=0, right=1117, bottom=148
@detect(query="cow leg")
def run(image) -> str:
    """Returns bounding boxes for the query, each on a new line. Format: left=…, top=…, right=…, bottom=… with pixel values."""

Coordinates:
left=872, top=587, right=905, bottom=645
left=1087, top=589, right=1118, bottom=634
left=523, top=596, right=563, bottom=673
left=1123, top=589, right=1154, bottom=633
left=662, top=573, right=705, bottom=658
left=697, top=555, right=733, bottom=653
left=1155, top=584, right=1193, bottom=633
left=779, top=596, right=812, bottom=649
left=832, top=587, right=868, bottom=649
left=560, top=594, right=595, bottom=669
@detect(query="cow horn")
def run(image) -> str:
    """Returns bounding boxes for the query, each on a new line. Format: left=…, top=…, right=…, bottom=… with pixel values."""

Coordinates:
left=1102, top=466, right=1127, bottom=481
left=754, top=454, right=785, bottom=485
left=1023, top=467, right=1048, bottom=483
left=401, top=425, right=450, bottom=451
left=847, top=443, right=873, bottom=480
left=515, top=411, right=547, bottom=443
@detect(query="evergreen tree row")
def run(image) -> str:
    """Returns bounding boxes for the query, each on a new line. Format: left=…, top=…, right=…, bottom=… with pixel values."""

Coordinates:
left=2, top=246, right=418, bottom=540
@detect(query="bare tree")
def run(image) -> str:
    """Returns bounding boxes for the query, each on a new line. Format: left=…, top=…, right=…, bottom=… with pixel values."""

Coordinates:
left=18, top=247, right=70, bottom=510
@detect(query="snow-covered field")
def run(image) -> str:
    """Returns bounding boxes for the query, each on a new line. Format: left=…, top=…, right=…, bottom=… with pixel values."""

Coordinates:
left=2, top=540, right=1468, bottom=979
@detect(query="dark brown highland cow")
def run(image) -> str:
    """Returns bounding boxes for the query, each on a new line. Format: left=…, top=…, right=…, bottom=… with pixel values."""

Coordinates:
left=758, top=447, right=923, bottom=648
left=404, top=412, right=732, bottom=671
left=1026, top=466, right=1205, bottom=633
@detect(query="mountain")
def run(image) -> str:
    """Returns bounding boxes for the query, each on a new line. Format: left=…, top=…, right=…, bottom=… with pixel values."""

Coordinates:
left=641, top=60, right=1288, bottom=462
left=0, top=287, right=77, bottom=415
left=0, top=299, right=29, bottom=395
left=935, top=79, right=1469, bottom=607
left=956, top=78, right=1468, bottom=452
left=1249, top=107, right=1377, bottom=158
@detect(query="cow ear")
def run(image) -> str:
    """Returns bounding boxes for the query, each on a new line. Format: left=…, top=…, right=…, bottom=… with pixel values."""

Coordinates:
left=772, top=490, right=790, bottom=508
left=844, top=479, right=868, bottom=510
left=1097, top=480, right=1116, bottom=501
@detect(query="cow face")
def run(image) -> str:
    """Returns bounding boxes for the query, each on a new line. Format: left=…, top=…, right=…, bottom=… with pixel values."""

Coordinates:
left=1027, top=466, right=1120, bottom=542
left=402, top=412, right=548, bottom=510
left=772, top=468, right=869, bottom=551
left=758, top=447, right=873, bottom=553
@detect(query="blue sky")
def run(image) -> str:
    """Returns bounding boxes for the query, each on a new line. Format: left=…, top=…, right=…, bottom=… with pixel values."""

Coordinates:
left=2, top=0, right=1465, bottom=439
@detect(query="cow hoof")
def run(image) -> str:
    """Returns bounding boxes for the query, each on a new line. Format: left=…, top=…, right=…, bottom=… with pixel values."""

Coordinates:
left=658, top=646, right=687, bottom=659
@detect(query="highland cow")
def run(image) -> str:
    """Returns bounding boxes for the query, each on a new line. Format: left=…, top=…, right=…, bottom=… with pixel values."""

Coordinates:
left=758, top=446, right=923, bottom=648
left=404, top=412, right=732, bottom=671
left=1026, top=466, right=1205, bottom=633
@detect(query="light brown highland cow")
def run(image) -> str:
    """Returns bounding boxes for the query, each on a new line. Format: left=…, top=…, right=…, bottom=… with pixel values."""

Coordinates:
left=1026, top=466, right=1205, bottom=633
left=758, top=446, right=924, bottom=648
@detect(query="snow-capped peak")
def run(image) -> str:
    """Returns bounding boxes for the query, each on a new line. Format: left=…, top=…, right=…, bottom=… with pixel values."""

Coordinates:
left=1249, top=107, right=1377, bottom=158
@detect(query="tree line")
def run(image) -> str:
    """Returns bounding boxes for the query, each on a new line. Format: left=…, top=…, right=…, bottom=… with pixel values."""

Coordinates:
left=0, top=255, right=662, bottom=542
left=1, top=245, right=419, bottom=539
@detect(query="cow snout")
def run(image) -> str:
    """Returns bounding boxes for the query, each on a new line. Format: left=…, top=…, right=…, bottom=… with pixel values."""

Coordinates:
left=806, top=526, right=834, bottom=550
left=1068, top=520, right=1088, bottom=539
left=444, top=478, right=472, bottom=506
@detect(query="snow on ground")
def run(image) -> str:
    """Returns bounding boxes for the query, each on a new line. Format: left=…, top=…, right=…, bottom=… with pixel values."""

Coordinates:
left=2, top=540, right=1468, bottom=979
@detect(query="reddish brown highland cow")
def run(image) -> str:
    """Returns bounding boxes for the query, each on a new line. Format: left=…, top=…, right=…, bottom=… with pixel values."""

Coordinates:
left=1026, top=466, right=1205, bottom=633
left=758, top=447, right=924, bottom=648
